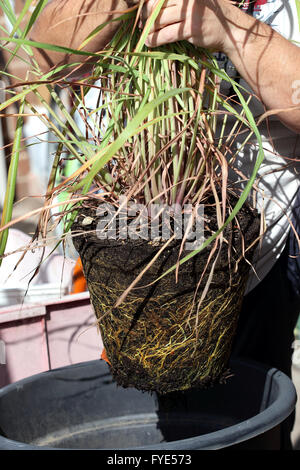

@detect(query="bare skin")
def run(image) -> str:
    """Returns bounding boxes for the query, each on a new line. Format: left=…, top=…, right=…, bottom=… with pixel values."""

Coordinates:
left=30, top=0, right=134, bottom=74
left=31, top=0, right=300, bottom=132
left=142, top=0, right=300, bottom=133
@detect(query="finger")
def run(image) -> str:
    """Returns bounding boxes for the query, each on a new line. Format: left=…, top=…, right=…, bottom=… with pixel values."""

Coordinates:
left=142, top=0, right=172, bottom=20
left=126, top=0, right=143, bottom=5
left=145, top=21, right=188, bottom=47
left=147, top=5, right=187, bottom=33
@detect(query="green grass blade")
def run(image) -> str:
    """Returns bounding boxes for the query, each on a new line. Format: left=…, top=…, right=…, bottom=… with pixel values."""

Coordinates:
left=0, top=99, right=25, bottom=263
left=6, top=0, right=48, bottom=68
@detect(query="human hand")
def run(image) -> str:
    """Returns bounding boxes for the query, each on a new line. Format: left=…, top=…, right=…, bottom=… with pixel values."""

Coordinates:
left=142, top=0, right=240, bottom=54
left=31, top=0, right=136, bottom=73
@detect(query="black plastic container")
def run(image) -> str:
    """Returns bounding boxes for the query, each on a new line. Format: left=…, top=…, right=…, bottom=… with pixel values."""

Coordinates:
left=0, top=358, right=297, bottom=450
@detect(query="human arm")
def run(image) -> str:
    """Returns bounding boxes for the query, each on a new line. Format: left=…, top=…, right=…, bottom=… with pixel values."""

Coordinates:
left=143, top=0, right=300, bottom=133
left=30, top=0, right=133, bottom=74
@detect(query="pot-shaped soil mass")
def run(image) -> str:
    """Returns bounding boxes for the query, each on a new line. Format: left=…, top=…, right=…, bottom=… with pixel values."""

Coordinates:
left=72, top=198, right=260, bottom=393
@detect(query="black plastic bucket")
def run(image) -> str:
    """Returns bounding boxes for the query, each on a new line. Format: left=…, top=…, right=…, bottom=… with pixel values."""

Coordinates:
left=0, top=358, right=297, bottom=450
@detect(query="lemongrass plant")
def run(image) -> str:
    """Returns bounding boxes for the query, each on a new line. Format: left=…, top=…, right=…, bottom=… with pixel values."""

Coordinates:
left=0, top=0, right=264, bottom=270
left=0, top=0, right=265, bottom=392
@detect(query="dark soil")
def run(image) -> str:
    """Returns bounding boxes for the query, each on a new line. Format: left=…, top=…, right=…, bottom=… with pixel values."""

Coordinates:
left=72, top=195, right=260, bottom=393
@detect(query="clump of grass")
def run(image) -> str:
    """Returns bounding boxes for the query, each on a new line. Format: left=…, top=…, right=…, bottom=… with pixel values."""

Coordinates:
left=0, top=0, right=264, bottom=259
left=0, top=0, right=264, bottom=391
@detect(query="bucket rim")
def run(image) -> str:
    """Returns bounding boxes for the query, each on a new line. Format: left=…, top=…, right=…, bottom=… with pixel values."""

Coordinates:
left=0, top=358, right=297, bottom=450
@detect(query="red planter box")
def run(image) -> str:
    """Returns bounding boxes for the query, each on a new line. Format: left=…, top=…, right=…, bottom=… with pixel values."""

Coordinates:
left=0, top=292, right=102, bottom=387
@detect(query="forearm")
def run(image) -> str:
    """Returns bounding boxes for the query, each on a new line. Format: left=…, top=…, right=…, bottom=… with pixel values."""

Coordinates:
left=31, top=0, right=129, bottom=73
left=222, top=6, right=300, bottom=132
left=144, top=0, right=300, bottom=133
